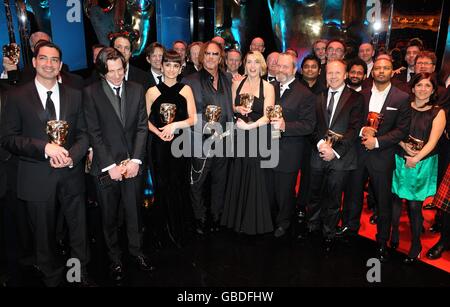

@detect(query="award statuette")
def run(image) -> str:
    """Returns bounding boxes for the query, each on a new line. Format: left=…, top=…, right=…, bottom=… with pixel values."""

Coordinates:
left=46, top=120, right=69, bottom=146
left=160, top=103, right=177, bottom=124
left=204, top=105, right=222, bottom=135
left=325, top=129, right=344, bottom=147
left=239, top=93, right=255, bottom=122
left=2, top=42, right=20, bottom=65
left=265, top=105, right=283, bottom=139
left=405, top=135, right=425, bottom=151
left=366, top=112, right=384, bottom=134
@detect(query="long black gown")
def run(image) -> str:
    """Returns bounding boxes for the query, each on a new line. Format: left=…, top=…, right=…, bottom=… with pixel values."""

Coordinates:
left=221, top=77, right=273, bottom=235
left=149, top=82, right=191, bottom=245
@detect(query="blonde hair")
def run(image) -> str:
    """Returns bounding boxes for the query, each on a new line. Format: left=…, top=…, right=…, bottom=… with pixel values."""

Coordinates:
left=244, top=51, right=267, bottom=76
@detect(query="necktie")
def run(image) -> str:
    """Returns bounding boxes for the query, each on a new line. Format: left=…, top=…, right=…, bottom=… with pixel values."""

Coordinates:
left=113, top=86, right=122, bottom=119
left=408, top=72, right=414, bottom=82
left=46, top=91, right=56, bottom=121
left=157, top=75, right=162, bottom=84
left=327, top=91, right=337, bottom=126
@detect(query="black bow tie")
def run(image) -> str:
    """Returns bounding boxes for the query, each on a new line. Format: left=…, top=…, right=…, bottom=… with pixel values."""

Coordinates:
left=268, top=76, right=276, bottom=82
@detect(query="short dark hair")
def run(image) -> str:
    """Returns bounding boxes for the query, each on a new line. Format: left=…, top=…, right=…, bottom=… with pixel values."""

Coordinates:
left=145, top=42, right=165, bottom=58
left=33, top=41, right=62, bottom=59
left=415, top=51, right=437, bottom=65
left=95, top=47, right=126, bottom=76
left=407, top=38, right=424, bottom=51
left=347, top=57, right=368, bottom=76
left=410, top=72, right=438, bottom=106
left=301, top=54, right=321, bottom=69
left=326, top=39, right=346, bottom=52
left=110, top=34, right=132, bottom=51
left=173, top=40, right=187, bottom=49
left=163, top=49, right=182, bottom=65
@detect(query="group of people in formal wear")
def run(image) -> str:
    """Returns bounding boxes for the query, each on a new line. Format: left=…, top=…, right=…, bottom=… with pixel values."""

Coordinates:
left=0, top=31, right=449, bottom=287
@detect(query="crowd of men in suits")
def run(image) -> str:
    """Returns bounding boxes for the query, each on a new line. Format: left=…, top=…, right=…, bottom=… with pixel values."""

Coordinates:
left=0, top=32, right=449, bottom=287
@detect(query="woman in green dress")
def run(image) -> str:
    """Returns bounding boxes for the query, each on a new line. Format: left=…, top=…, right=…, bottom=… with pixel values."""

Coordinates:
left=391, top=73, right=446, bottom=263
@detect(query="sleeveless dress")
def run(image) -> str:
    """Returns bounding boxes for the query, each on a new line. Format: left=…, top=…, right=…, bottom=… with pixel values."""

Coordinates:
left=392, top=106, right=441, bottom=201
left=149, top=82, right=191, bottom=244
left=220, top=77, right=273, bottom=234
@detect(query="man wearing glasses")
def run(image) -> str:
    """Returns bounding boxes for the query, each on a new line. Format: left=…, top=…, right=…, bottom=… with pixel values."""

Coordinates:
left=182, top=41, right=233, bottom=235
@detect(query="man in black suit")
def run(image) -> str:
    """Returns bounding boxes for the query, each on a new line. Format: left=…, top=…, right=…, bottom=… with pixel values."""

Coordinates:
left=111, top=35, right=152, bottom=91
left=83, top=47, right=153, bottom=283
left=145, top=42, right=165, bottom=88
left=182, top=41, right=233, bottom=234
left=269, top=52, right=316, bottom=237
left=0, top=42, right=90, bottom=286
left=342, top=58, right=411, bottom=262
left=393, top=38, right=423, bottom=83
left=305, top=60, right=363, bottom=249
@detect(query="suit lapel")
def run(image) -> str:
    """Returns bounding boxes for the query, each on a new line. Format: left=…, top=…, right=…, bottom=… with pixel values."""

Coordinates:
left=321, top=91, right=327, bottom=124
left=380, top=86, right=394, bottom=115
left=123, top=81, right=134, bottom=127
left=58, top=83, right=68, bottom=121
left=99, top=81, right=124, bottom=127
left=29, top=83, right=48, bottom=124
left=330, top=87, right=351, bottom=127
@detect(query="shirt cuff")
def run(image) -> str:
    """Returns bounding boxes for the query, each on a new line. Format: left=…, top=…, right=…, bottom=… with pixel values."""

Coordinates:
left=375, top=138, right=379, bottom=148
left=317, top=139, right=325, bottom=150
left=101, top=163, right=117, bottom=173
left=130, top=159, right=142, bottom=165
left=359, top=127, right=364, bottom=137
left=332, top=149, right=341, bottom=159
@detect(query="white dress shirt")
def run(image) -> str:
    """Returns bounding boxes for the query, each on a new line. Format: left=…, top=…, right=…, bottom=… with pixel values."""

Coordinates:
left=150, top=68, right=163, bottom=85
left=35, top=79, right=60, bottom=120
left=280, top=77, right=296, bottom=97
left=366, top=61, right=374, bottom=77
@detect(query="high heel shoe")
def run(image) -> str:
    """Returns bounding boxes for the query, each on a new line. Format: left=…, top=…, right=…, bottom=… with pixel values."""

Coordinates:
left=403, top=249, right=421, bottom=264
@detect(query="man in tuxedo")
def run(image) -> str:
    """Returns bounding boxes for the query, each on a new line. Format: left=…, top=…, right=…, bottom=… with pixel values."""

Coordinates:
left=265, top=52, right=279, bottom=83
left=305, top=60, right=363, bottom=249
left=182, top=41, right=233, bottom=234
left=269, top=52, right=316, bottom=238
left=342, top=58, right=410, bottom=262
left=0, top=42, right=90, bottom=286
left=145, top=42, right=165, bottom=88
left=111, top=35, right=152, bottom=91
left=393, top=38, right=423, bottom=83
left=83, top=47, right=153, bottom=283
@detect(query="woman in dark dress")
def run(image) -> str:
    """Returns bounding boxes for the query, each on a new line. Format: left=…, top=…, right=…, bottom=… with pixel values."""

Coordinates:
left=391, top=73, right=446, bottom=263
left=221, top=51, right=275, bottom=235
left=145, top=50, right=197, bottom=246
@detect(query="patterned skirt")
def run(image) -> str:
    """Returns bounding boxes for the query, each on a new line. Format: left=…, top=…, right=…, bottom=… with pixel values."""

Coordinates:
left=433, top=163, right=450, bottom=213
left=392, top=154, right=438, bottom=201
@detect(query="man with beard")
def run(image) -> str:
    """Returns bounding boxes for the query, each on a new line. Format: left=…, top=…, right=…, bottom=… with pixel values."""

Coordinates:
left=342, top=58, right=410, bottom=262
left=346, top=58, right=367, bottom=92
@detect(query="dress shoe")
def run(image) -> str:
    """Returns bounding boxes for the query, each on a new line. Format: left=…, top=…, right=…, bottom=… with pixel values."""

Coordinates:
left=404, top=249, right=421, bottom=264
left=429, top=223, right=441, bottom=233
left=426, top=242, right=447, bottom=260
left=274, top=226, right=286, bottom=238
left=194, top=218, right=207, bottom=235
left=210, top=218, right=221, bottom=233
left=109, top=263, right=124, bottom=284
left=133, top=255, right=156, bottom=272
left=369, top=214, right=378, bottom=225
left=423, top=203, right=435, bottom=210
left=336, top=226, right=357, bottom=237
left=376, top=243, right=389, bottom=263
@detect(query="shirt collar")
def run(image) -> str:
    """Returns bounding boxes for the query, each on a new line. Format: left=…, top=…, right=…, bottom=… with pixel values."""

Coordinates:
left=105, top=79, right=123, bottom=93
left=371, top=82, right=391, bottom=95
left=35, top=78, right=59, bottom=94
left=329, top=83, right=346, bottom=95
left=280, top=76, right=296, bottom=89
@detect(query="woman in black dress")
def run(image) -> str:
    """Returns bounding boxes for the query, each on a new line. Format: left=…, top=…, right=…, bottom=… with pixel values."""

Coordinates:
left=145, top=50, right=197, bottom=246
left=221, top=51, right=275, bottom=235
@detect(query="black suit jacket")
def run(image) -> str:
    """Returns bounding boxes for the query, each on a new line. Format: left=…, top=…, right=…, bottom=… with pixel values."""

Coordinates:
left=128, top=64, right=152, bottom=91
left=0, top=81, right=88, bottom=201
left=83, top=80, right=148, bottom=176
left=0, top=88, right=9, bottom=197
left=358, top=85, right=411, bottom=171
left=274, top=79, right=316, bottom=173
left=311, top=86, right=364, bottom=170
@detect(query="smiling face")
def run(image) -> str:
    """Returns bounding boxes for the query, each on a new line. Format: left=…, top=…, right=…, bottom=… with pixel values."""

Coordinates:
left=226, top=50, right=242, bottom=74
left=32, top=46, right=62, bottom=84
left=301, top=59, right=320, bottom=82
left=412, top=77, right=435, bottom=102
left=244, top=53, right=262, bottom=77
left=358, top=43, right=374, bottom=63
left=104, top=58, right=125, bottom=86
left=162, top=61, right=181, bottom=80
left=202, top=43, right=221, bottom=74
left=347, top=64, right=365, bottom=87
left=113, top=37, right=131, bottom=64
left=326, top=61, right=347, bottom=90
left=276, top=54, right=296, bottom=84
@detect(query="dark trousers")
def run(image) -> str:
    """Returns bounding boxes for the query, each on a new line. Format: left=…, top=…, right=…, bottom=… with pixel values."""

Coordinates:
left=95, top=174, right=144, bottom=264
left=391, top=196, right=423, bottom=256
left=296, top=140, right=312, bottom=210
left=439, top=210, right=450, bottom=246
left=266, top=170, right=298, bottom=230
left=344, top=160, right=394, bottom=244
left=190, top=156, right=228, bottom=221
left=306, top=167, right=348, bottom=238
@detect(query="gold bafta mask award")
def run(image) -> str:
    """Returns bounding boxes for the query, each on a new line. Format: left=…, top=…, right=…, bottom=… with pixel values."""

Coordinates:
left=46, top=120, right=69, bottom=146
left=160, top=103, right=177, bottom=124
left=366, top=112, right=384, bottom=133
left=266, top=105, right=283, bottom=139
left=2, top=42, right=20, bottom=65
left=325, top=130, right=344, bottom=147
left=239, top=93, right=254, bottom=110
left=405, top=135, right=425, bottom=151
left=205, top=105, right=222, bottom=123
